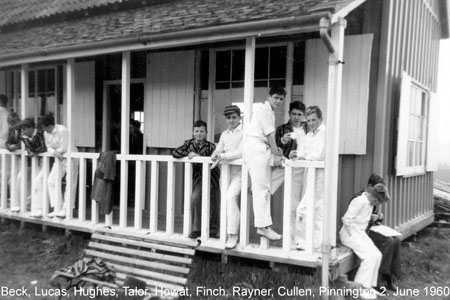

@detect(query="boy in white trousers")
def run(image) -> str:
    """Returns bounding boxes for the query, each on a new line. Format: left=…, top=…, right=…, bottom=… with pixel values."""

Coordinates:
left=211, top=105, right=243, bottom=250
left=339, top=174, right=390, bottom=300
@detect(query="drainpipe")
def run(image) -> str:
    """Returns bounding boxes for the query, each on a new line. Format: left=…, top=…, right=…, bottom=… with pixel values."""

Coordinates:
left=318, top=17, right=346, bottom=300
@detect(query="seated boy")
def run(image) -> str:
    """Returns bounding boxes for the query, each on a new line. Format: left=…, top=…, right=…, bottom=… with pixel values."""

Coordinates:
left=173, top=120, right=220, bottom=239
left=19, top=118, right=47, bottom=217
left=211, top=105, right=242, bottom=249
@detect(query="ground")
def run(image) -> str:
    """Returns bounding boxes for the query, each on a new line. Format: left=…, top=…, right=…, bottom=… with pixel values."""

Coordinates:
left=0, top=221, right=449, bottom=300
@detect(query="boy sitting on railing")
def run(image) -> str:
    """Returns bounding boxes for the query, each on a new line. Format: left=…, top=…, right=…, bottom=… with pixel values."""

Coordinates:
left=19, top=118, right=47, bottom=217
left=173, top=120, right=220, bottom=239
left=211, top=105, right=243, bottom=250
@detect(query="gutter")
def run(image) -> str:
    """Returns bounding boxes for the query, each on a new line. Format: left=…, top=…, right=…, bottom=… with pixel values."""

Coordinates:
left=0, top=11, right=332, bottom=67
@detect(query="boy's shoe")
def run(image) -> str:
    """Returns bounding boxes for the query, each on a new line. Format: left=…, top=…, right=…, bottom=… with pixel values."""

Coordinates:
left=225, top=234, right=238, bottom=250
left=47, top=211, right=57, bottom=218
left=256, top=227, right=282, bottom=241
left=30, top=210, right=42, bottom=218
left=55, top=210, right=66, bottom=218
left=188, top=231, right=201, bottom=239
left=10, top=206, right=20, bottom=212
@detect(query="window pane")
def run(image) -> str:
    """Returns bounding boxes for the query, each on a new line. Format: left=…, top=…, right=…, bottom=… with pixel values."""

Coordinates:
left=231, top=81, right=244, bottom=88
left=255, top=47, right=269, bottom=80
left=269, top=79, right=286, bottom=88
left=421, top=92, right=427, bottom=116
left=46, top=69, right=55, bottom=93
left=409, top=86, right=416, bottom=114
left=408, top=116, right=415, bottom=140
left=200, top=50, right=209, bottom=90
left=215, top=82, right=230, bottom=90
left=231, top=50, right=245, bottom=81
left=415, top=142, right=422, bottom=166
left=216, top=51, right=231, bottom=82
left=417, top=116, right=423, bottom=141
left=415, top=89, right=422, bottom=116
left=407, top=141, right=414, bottom=167
left=28, top=71, right=35, bottom=95
left=38, top=69, right=46, bottom=94
left=293, top=42, right=305, bottom=85
left=269, top=46, right=287, bottom=79
left=254, top=80, right=268, bottom=88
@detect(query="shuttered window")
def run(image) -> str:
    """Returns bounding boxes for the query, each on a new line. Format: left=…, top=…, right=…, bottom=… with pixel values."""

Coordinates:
left=396, top=72, right=435, bottom=176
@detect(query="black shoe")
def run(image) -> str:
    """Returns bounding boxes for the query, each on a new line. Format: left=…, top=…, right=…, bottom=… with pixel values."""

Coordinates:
left=386, top=284, right=398, bottom=291
left=188, top=231, right=201, bottom=239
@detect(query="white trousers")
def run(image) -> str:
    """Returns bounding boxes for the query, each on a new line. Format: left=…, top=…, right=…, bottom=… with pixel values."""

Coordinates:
left=295, top=168, right=324, bottom=249
left=271, top=166, right=304, bottom=244
left=340, top=228, right=382, bottom=287
left=243, top=136, right=272, bottom=228
left=48, top=158, right=79, bottom=211
left=227, top=167, right=242, bottom=234
left=31, top=167, right=44, bottom=213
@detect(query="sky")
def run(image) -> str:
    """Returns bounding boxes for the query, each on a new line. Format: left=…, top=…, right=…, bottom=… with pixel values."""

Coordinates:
left=438, top=39, right=450, bottom=166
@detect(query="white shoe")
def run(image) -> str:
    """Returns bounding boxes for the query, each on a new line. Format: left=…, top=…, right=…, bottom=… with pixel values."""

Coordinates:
left=47, top=211, right=57, bottom=218
left=256, top=227, right=282, bottom=241
left=30, top=210, right=42, bottom=218
left=360, top=288, right=377, bottom=300
left=10, top=206, right=20, bottom=212
left=55, top=210, right=66, bottom=218
left=225, top=235, right=238, bottom=250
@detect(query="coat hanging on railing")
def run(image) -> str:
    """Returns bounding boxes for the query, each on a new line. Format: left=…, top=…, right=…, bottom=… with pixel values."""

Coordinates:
left=91, top=151, right=117, bottom=214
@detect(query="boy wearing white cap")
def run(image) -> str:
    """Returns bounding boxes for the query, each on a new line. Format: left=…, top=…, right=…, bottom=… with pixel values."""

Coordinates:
left=211, top=105, right=243, bottom=249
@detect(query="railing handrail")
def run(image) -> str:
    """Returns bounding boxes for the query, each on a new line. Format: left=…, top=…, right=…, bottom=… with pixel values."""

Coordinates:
left=0, top=149, right=324, bottom=168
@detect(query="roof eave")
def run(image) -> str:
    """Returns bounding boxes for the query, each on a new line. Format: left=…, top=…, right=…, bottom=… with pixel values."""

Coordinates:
left=0, top=12, right=332, bottom=68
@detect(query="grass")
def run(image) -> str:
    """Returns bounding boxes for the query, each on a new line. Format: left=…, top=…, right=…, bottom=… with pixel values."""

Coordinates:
left=1, top=221, right=450, bottom=300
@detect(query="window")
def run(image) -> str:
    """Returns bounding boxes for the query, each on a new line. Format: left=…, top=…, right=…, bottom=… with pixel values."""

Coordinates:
left=28, top=67, right=58, bottom=119
left=396, top=72, right=433, bottom=176
left=215, top=46, right=287, bottom=89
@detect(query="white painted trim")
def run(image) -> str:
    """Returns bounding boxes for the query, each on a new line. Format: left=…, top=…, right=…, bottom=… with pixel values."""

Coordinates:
left=207, top=50, right=216, bottom=141
left=331, top=0, right=367, bottom=23
left=284, top=42, right=294, bottom=122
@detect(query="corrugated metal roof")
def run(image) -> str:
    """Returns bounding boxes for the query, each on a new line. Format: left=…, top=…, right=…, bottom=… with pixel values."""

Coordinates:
left=0, top=0, right=356, bottom=61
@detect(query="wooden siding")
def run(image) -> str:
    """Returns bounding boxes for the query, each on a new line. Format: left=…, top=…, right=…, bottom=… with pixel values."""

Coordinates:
left=0, top=71, right=5, bottom=95
left=73, top=61, right=96, bottom=147
left=304, top=34, right=373, bottom=155
left=145, top=51, right=195, bottom=148
left=383, top=0, right=440, bottom=231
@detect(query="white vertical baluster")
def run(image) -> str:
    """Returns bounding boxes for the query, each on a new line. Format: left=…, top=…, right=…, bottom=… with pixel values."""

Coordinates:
left=0, top=153, right=6, bottom=209
left=220, top=163, right=230, bottom=244
left=134, top=160, right=143, bottom=230
left=91, top=158, right=98, bottom=225
left=42, top=156, right=50, bottom=216
left=200, top=162, right=211, bottom=240
left=78, top=158, right=86, bottom=222
left=183, top=162, right=192, bottom=237
left=282, top=161, right=293, bottom=251
left=149, top=160, right=159, bottom=232
left=239, top=164, right=249, bottom=247
left=166, top=161, right=175, bottom=234
left=305, top=167, right=316, bottom=254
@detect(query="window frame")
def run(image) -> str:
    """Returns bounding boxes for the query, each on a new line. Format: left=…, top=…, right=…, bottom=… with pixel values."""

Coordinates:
left=396, top=72, right=430, bottom=177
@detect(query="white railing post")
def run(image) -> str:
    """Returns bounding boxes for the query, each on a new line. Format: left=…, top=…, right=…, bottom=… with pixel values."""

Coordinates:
left=10, top=156, right=18, bottom=210
left=42, top=156, right=50, bottom=216
left=91, top=158, right=99, bottom=225
left=240, top=164, right=250, bottom=247
left=220, top=163, right=230, bottom=244
left=149, top=160, right=159, bottom=232
left=134, top=160, right=143, bottom=230
left=0, top=153, right=6, bottom=209
left=55, top=158, right=62, bottom=212
left=119, top=51, right=131, bottom=228
left=305, top=167, right=316, bottom=254
left=31, top=156, right=38, bottom=213
left=78, top=158, right=86, bottom=222
left=200, top=162, right=211, bottom=240
left=183, top=162, right=192, bottom=237
left=166, top=161, right=176, bottom=234
left=19, top=154, right=27, bottom=213
left=282, top=161, right=293, bottom=251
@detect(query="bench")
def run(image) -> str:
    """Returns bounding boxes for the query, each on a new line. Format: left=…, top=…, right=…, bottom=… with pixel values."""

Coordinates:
left=49, top=228, right=198, bottom=299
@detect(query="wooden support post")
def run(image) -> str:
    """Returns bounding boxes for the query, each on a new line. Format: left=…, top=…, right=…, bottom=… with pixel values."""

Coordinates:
left=284, top=42, right=294, bottom=122
left=66, top=58, right=75, bottom=220
left=91, top=159, right=99, bottom=225
left=282, top=161, right=293, bottom=251
left=119, top=51, right=131, bottom=228
left=207, top=50, right=216, bottom=142
left=20, top=64, right=28, bottom=213
left=134, top=160, right=143, bottom=231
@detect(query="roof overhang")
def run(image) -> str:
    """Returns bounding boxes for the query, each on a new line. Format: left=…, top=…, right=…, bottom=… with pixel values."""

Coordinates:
left=439, top=0, right=450, bottom=39
left=0, top=12, right=332, bottom=68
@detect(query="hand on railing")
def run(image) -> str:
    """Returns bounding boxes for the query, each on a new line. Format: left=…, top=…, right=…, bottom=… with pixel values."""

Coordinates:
left=187, top=152, right=199, bottom=160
